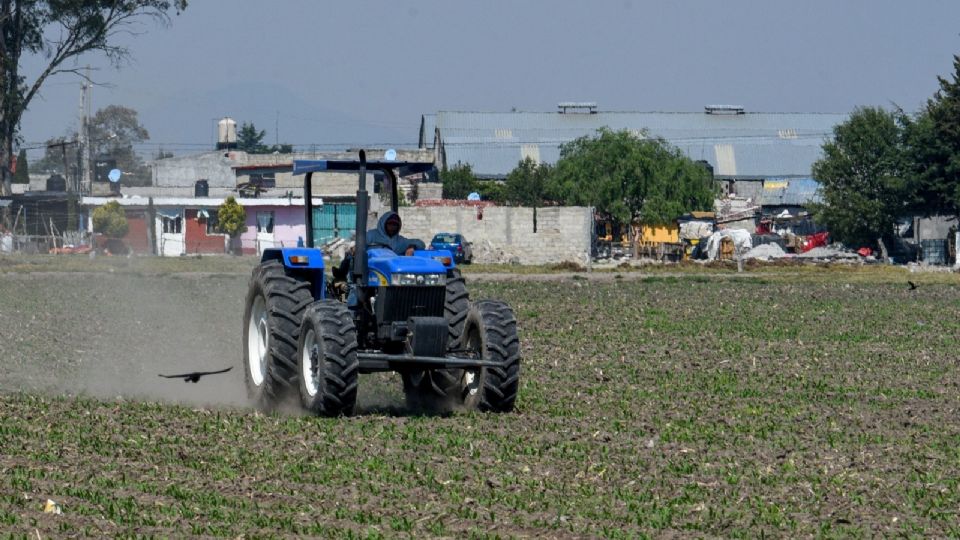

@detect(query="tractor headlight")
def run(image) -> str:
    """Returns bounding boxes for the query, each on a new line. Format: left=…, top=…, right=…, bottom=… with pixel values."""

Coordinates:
left=391, top=273, right=446, bottom=286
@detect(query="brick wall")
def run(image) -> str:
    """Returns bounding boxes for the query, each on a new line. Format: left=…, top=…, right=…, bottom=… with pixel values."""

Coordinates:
left=397, top=206, right=593, bottom=265
left=184, top=209, right=227, bottom=254
left=123, top=210, right=151, bottom=254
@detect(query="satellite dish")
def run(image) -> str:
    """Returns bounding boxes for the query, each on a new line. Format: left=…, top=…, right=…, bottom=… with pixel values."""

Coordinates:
left=108, top=169, right=122, bottom=183
left=384, top=148, right=397, bottom=161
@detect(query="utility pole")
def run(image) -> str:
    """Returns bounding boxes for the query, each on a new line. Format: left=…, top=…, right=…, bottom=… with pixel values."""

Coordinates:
left=78, top=68, right=91, bottom=194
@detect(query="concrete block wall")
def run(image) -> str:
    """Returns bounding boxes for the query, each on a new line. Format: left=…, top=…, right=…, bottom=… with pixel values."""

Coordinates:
left=398, top=206, right=593, bottom=265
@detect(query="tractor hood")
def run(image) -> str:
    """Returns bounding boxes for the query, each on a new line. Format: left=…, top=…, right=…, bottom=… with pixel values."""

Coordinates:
left=366, top=248, right=448, bottom=286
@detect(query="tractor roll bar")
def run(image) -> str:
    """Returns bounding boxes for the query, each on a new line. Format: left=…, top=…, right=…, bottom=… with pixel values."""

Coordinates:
left=353, top=151, right=368, bottom=283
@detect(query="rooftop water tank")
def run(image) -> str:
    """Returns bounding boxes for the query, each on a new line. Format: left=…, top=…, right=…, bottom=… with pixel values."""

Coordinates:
left=46, top=174, right=66, bottom=192
left=217, top=117, right=237, bottom=150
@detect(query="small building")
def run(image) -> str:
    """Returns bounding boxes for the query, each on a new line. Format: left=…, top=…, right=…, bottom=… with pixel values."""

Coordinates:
left=82, top=196, right=326, bottom=256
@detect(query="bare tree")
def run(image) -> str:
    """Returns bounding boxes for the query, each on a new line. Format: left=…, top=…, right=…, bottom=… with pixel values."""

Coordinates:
left=0, top=0, right=187, bottom=203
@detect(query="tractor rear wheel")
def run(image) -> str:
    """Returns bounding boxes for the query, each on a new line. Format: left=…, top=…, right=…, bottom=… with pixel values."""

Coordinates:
left=401, top=268, right=470, bottom=411
left=243, top=260, right=314, bottom=411
left=297, top=300, right=359, bottom=416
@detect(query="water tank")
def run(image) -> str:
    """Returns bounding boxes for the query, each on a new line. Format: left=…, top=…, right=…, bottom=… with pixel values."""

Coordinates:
left=195, top=179, right=209, bottom=197
left=217, top=117, right=237, bottom=150
left=46, top=174, right=66, bottom=192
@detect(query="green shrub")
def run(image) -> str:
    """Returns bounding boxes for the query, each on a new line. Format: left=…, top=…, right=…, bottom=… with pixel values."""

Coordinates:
left=216, top=196, right=247, bottom=237
left=92, top=201, right=128, bottom=238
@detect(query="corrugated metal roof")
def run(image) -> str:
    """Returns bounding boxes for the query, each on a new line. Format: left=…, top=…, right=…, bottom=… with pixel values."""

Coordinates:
left=432, top=111, right=845, bottom=178
left=759, top=177, right=822, bottom=206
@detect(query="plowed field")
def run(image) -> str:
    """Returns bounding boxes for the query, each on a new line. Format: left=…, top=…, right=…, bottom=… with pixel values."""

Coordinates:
left=2, top=258, right=959, bottom=537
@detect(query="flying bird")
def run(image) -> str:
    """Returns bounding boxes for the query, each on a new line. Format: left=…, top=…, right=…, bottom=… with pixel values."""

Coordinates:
left=908, top=281, right=918, bottom=291
left=159, top=366, right=233, bottom=383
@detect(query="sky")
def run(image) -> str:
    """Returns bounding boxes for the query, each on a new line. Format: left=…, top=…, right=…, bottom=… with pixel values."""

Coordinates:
left=18, top=0, right=960, bottom=159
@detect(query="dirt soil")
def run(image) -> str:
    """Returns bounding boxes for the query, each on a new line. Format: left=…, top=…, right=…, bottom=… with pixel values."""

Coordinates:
left=1, top=260, right=960, bottom=537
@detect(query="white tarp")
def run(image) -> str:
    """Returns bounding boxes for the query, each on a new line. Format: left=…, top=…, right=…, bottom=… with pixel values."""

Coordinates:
left=680, top=221, right=713, bottom=240
left=704, top=229, right=753, bottom=260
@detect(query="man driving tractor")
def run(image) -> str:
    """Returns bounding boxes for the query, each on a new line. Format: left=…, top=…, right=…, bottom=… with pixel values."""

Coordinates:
left=331, top=210, right=425, bottom=300
left=366, top=210, right=424, bottom=256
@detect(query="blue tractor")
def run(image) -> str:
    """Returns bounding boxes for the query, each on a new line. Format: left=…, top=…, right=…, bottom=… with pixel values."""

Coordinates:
left=242, top=150, right=520, bottom=416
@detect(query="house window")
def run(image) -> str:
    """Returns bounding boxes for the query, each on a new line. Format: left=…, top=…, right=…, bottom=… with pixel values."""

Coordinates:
left=251, top=172, right=276, bottom=188
left=256, top=211, right=274, bottom=234
left=161, top=215, right=182, bottom=234
left=205, top=210, right=220, bottom=235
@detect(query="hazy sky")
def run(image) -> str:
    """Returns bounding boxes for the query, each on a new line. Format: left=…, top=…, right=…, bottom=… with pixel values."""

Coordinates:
left=19, top=0, right=960, bottom=158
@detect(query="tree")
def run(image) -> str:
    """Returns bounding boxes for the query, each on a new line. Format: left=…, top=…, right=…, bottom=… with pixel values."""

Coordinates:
left=236, top=122, right=291, bottom=154
left=89, top=105, right=151, bottom=186
left=237, top=122, right=267, bottom=153
left=902, top=54, right=960, bottom=219
left=0, top=0, right=188, bottom=199
left=550, top=128, right=715, bottom=225
left=479, top=180, right=506, bottom=203
left=92, top=200, right=128, bottom=238
left=811, top=107, right=907, bottom=261
left=441, top=162, right=477, bottom=199
left=217, top=196, right=246, bottom=254
left=504, top=157, right=553, bottom=206
left=12, top=148, right=27, bottom=183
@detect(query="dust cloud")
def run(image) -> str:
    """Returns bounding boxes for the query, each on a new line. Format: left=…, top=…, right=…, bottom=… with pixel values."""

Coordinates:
left=0, top=271, right=409, bottom=414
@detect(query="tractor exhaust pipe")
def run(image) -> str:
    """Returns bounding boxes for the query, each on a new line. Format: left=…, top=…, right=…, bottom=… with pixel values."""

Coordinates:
left=353, top=150, right=368, bottom=283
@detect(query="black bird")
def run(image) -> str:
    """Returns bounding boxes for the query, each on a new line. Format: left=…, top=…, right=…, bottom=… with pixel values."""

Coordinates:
left=159, top=366, right=233, bottom=383
left=908, top=281, right=918, bottom=291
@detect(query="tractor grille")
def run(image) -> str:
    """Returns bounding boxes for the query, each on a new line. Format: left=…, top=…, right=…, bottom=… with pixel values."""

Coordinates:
left=375, top=286, right=446, bottom=323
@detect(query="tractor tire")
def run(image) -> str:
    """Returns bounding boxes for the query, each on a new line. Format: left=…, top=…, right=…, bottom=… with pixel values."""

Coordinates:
left=460, top=300, right=521, bottom=412
left=445, top=268, right=470, bottom=346
left=401, top=269, right=470, bottom=411
left=297, top=300, right=359, bottom=416
left=243, top=260, right=314, bottom=411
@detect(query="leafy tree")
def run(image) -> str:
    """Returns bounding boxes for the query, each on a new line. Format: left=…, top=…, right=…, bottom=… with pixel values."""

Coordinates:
left=504, top=157, right=553, bottom=206
left=0, top=0, right=188, bottom=199
left=237, top=122, right=267, bottom=153
left=479, top=180, right=506, bottom=203
left=92, top=200, right=129, bottom=238
left=236, top=122, right=291, bottom=154
left=89, top=105, right=151, bottom=186
left=550, top=128, right=714, bottom=225
left=811, top=107, right=907, bottom=260
left=217, top=196, right=247, bottom=237
left=217, top=196, right=246, bottom=254
left=441, top=162, right=477, bottom=199
left=902, top=55, right=960, bottom=219
left=12, top=148, right=27, bottom=183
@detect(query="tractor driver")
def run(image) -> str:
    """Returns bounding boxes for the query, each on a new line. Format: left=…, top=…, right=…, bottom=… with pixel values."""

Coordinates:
left=366, top=211, right=424, bottom=256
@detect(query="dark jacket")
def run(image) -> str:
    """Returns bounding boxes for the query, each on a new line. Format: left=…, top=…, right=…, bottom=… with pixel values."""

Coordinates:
left=366, top=211, right=424, bottom=255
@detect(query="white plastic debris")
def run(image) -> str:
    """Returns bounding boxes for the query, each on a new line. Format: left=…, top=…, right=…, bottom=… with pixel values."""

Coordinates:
left=43, top=499, right=61, bottom=515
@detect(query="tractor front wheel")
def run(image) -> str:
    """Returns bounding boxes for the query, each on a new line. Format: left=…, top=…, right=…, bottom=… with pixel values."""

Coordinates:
left=297, top=300, right=359, bottom=416
left=460, top=300, right=521, bottom=412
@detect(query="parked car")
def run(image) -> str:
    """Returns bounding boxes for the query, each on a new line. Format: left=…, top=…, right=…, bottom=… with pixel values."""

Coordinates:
left=429, top=232, right=473, bottom=264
